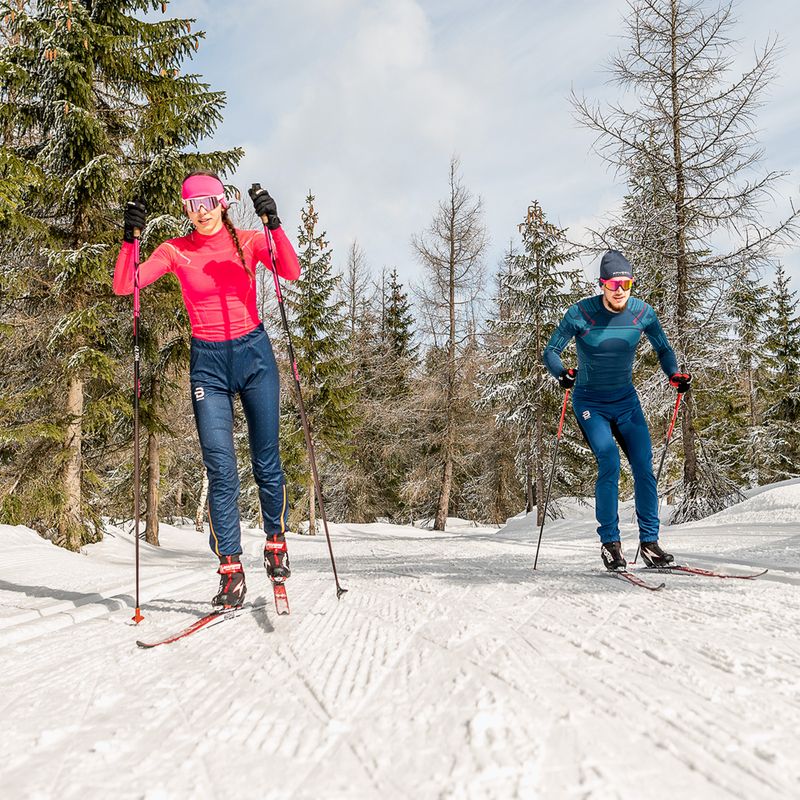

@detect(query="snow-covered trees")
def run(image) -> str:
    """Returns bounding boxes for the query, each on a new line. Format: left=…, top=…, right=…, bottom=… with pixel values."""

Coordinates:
left=573, top=0, right=800, bottom=520
left=0, top=0, right=239, bottom=547
left=760, top=265, right=800, bottom=479
left=283, top=194, right=354, bottom=532
left=412, top=158, right=487, bottom=530
left=480, top=202, right=587, bottom=524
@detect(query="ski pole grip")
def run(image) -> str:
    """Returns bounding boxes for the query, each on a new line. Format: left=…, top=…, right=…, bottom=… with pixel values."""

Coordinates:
left=249, top=183, right=271, bottom=226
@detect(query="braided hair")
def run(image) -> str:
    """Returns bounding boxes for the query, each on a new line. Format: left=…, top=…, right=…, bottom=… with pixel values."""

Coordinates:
left=183, top=170, right=252, bottom=279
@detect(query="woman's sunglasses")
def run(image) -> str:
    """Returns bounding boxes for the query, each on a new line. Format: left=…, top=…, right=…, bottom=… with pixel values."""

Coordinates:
left=182, top=194, right=225, bottom=213
left=601, top=278, right=633, bottom=292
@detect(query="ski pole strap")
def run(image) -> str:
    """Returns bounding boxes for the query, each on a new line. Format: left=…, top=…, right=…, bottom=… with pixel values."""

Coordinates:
left=557, top=389, right=570, bottom=439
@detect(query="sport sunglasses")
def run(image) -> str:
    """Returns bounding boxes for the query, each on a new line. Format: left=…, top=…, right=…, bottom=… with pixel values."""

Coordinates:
left=182, top=193, right=225, bottom=213
left=601, top=278, right=634, bottom=292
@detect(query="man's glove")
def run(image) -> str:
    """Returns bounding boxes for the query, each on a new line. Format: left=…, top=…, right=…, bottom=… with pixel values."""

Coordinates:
left=251, top=188, right=281, bottom=230
left=123, top=199, right=147, bottom=243
left=669, top=372, right=692, bottom=394
left=558, top=368, right=577, bottom=389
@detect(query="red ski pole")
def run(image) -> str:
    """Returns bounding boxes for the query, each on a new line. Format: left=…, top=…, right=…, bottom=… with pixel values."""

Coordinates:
left=249, top=184, right=347, bottom=600
left=534, top=388, right=570, bottom=570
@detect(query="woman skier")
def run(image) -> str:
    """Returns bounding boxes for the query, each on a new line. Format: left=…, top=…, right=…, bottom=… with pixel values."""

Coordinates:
left=113, top=171, right=300, bottom=607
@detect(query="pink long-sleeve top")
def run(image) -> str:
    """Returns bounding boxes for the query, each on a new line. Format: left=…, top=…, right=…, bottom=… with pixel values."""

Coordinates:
left=113, top=226, right=301, bottom=341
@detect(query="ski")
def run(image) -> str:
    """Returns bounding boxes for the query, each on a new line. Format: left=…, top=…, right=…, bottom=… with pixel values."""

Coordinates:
left=641, top=564, right=768, bottom=580
left=608, top=569, right=665, bottom=591
left=136, top=602, right=265, bottom=649
left=272, top=581, right=290, bottom=615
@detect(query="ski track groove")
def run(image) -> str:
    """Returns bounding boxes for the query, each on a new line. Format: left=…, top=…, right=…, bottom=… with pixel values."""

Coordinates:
left=2, top=522, right=799, bottom=799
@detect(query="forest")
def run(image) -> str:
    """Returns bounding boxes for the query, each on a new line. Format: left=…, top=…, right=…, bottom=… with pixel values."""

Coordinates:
left=1, top=0, right=798, bottom=551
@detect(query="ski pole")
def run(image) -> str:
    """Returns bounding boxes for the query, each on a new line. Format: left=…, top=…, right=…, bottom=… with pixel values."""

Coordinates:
left=249, top=184, right=348, bottom=600
left=132, top=228, right=144, bottom=624
left=534, top=388, right=570, bottom=570
left=632, top=391, right=683, bottom=565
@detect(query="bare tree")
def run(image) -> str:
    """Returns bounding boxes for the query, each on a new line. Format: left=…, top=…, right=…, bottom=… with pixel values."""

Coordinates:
left=412, top=157, right=487, bottom=530
left=572, top=0, right=799, bottom=520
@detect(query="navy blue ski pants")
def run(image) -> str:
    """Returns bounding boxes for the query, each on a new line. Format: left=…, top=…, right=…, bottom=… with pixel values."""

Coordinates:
left=572, top=386, right=659, bottom=544
left=190, top=324, right=288, bottom=557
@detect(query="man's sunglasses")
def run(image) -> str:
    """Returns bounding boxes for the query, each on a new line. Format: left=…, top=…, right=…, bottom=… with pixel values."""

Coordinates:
left=601, top=278, right=633, bottom=292
left=182, top=194, right=225, bottom=213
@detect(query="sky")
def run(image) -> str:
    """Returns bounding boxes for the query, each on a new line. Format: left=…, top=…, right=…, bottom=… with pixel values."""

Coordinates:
left=163, top=0, right=800, bottom=295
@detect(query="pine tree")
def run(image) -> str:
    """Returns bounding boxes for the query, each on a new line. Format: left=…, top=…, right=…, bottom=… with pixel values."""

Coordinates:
left=0, top=1, right=240, bottom=547
left=283, top=193, right=355, bottom=531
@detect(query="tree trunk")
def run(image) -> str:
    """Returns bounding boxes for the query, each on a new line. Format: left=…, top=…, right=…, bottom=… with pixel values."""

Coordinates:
left=434, top=447, right=453, bottom=531
left=175, top=473, right=183, bottom=520
left=145, top=429, right=160, bottom=546
left=670, top=0, right=699, bottom=492
left=61, top=376, right=83, bottom=550
left=435, top=192, right=458, bottom=532
left=535, top=408, right=545, bottom=527
left=195, top=469, right=208, bottom=532
left=525, top=427, right=534, bottom=513
left=308, top=478, right=317, bottom=535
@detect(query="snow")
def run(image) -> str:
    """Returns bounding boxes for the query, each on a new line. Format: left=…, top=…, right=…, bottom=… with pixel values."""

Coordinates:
left=2, top=484, right=799, bottom=799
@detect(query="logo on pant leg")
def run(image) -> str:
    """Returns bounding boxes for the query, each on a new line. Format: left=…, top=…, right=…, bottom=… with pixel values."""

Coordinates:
left=194, top=386, right=205, bottom=401
left=582, top=410, right=591, bottom=420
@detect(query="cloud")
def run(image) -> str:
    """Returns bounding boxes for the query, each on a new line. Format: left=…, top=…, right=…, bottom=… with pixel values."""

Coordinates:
left=165, top=0, right=799, bottom=290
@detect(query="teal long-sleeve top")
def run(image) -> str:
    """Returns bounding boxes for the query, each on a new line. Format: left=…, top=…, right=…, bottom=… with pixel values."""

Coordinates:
left=542, top=296, right=678, bottom=391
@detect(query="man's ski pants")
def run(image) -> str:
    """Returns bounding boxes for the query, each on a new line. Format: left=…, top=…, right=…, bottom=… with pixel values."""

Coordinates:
left=572, top=385, right=659, bottom=544
left=190, top=323, right=288, bottom=557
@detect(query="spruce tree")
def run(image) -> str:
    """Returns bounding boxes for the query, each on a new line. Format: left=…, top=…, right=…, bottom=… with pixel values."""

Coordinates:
left=283, top=193, right=354, bottom=531
left=480, top=202, right=588, bottom=524
left=760, top=264, right=800, bottom=480
left=385, top=268, right=417, bottom=369
left=0, top=0, right=240, bottom=547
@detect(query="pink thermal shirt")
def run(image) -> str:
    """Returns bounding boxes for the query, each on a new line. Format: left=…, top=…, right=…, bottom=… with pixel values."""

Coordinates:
left=113, top=225, right=301, bottom=341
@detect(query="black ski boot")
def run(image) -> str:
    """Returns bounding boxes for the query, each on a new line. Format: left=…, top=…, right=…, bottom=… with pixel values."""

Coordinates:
left=601, top=541, right=627, bottom=571
left=264, top=533, right=291, bottom=584
left=211, top=555, right=247, bottom=608
left=640, top=540, right=674, bottom=568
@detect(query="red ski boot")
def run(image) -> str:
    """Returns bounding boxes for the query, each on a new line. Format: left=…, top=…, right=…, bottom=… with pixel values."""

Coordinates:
left=264, top=534, right=291, bottom=584
left=211, top=555, right=247, bottom=608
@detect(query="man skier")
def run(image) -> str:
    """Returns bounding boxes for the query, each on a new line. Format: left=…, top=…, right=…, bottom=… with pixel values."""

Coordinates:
left=542, top=250, right=691, bottom=571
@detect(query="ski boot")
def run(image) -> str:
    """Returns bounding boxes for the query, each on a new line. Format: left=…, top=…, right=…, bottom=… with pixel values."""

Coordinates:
left=211, top=555, right=247, bottom=608
left=264, top=533, right=291, bottom=584
left=640, top=540, right=674, bottom=568
left=601, top=541, right=627, bottom=571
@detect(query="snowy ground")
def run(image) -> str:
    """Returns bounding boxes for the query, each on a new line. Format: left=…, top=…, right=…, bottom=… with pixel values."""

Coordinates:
left=2, top=484, right=799, bottom=800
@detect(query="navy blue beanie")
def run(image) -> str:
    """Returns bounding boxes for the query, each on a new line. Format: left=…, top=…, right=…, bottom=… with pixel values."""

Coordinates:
left=600, top=250, right=633, bottom=281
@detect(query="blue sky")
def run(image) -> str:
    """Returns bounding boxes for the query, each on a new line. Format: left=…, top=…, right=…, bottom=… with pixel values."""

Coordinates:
left=165, top=0, right=800, bottom=294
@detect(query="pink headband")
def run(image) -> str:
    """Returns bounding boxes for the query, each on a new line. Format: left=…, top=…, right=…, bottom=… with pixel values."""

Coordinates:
left=181, top=174, right=227, bottom=206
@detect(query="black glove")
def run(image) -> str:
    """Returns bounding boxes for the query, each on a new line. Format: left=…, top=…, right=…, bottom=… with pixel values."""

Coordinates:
left=669, top=372, right=692, bottom=394
left=123, top=199, right=147, bottom=243
left=251, top=187, right=281, bottom=230
left=558, top=368, right=577, bottom=389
